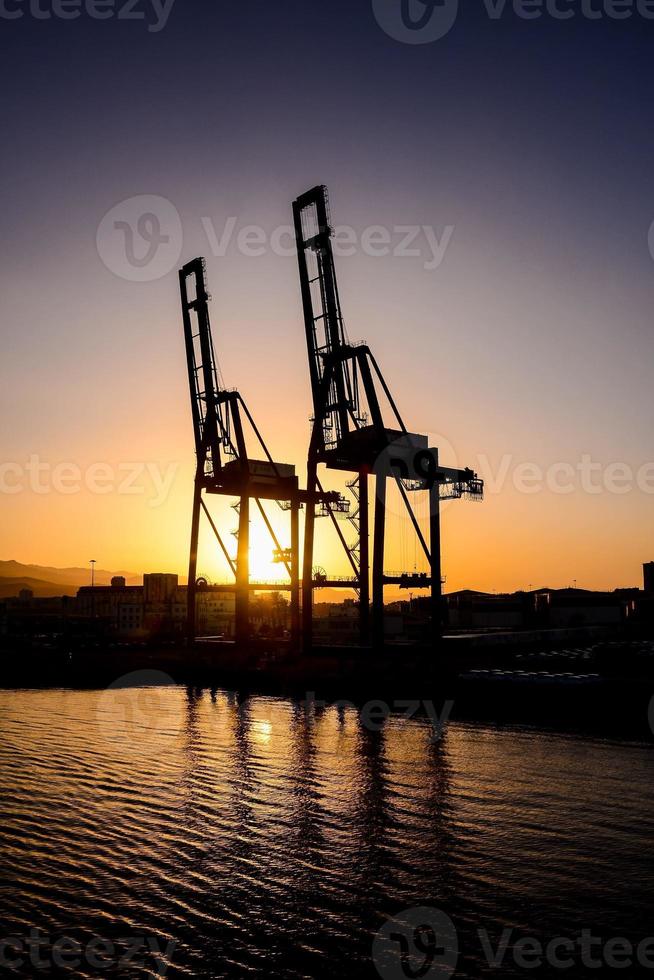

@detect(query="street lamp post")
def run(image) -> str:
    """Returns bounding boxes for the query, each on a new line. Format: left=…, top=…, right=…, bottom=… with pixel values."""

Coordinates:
left=90, top=559, right=96, bottom=618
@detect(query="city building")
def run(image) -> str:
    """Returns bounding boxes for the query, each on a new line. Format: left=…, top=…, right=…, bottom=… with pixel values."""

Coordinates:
left=75, top=574, right=236, bottom=639
left=445, top=587, right=636, bottom=631
left=77, top=576, right=144, bottom=636
left=0, top=592, right=77, bottom=637
left=1, top=565, right=652, bottom=641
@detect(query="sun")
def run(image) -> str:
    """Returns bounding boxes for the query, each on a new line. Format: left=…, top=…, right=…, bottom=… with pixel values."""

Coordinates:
left=198, top=499, right=293, bottom=585
left=247, top=521, right=289, bottom=582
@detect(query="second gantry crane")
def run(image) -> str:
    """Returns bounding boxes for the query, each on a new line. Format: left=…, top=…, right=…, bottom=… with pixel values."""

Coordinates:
left=292, top=186, right=483, bottom=651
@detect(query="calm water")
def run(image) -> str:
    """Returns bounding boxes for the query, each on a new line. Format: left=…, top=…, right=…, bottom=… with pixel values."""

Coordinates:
left=1, top=682, right=654, bottom=979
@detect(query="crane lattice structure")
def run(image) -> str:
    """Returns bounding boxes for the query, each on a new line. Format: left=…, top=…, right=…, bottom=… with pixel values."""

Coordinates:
left=293, top=186, right=484, bottom=650
left=180, top=256, right=337, bottom=648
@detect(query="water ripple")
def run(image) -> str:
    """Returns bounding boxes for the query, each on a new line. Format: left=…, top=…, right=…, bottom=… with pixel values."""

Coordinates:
left=1, top=687, right=653, bottom=977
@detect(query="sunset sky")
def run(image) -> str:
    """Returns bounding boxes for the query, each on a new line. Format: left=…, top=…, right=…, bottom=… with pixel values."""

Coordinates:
left=1, top=3, right=653, bottom=593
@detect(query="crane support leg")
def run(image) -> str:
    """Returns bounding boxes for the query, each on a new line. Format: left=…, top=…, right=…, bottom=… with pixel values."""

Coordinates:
left=290, top=498, right=300, bottom=651
left=235, top=493, right=250, bottom=646
left=372, top=473, right=386, bottom=648
left=302, top=462, right=317, bottom=651
left=429, top=482, right=443, bottom=644
left=359, top=470, right=370, bottom=645
left=187, top=479, right=202, bottom=643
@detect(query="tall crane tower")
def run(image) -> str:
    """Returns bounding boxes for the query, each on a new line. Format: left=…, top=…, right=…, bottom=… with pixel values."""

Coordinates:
left=180, top=257, right=337, bottom=648
left=292, top=186, right=483, bottom=651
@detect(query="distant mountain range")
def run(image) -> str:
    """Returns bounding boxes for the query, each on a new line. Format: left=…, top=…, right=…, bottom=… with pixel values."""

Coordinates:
left=0, top=561, right=141, bottom=598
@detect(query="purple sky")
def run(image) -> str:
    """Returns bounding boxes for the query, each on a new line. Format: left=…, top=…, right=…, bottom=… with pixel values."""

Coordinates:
left=1, top=1, right=653, bottom=590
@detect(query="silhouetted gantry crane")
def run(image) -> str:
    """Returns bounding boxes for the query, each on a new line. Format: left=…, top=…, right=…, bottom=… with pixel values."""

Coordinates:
left=180, top=190, right=483, bottom=653
left=292, top=186, right=484, bottom=650
left=180, top=257, right=337, bottom=649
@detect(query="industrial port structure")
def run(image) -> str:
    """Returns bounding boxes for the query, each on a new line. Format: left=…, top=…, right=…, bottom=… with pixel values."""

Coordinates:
left=181, top=187, right=484, bottom=652
left=180, top=257, right=339, bottom=649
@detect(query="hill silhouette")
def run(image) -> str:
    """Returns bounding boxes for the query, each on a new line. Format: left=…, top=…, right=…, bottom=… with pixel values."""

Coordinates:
left=0, top=561, right=140, bottom=597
